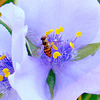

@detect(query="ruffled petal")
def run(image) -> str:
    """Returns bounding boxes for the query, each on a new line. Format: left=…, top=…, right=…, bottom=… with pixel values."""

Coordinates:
left=9, top=56, right=51, bottom=100
left=12, top=25, right=28, bottom=69
left=0, top=25, right=11, bottom=55
left=52, top=49, right=100, bottom=100
left=1, top=89, right=21, bottom=100
left=0, top=3, right=25, bottom=30
left=18, top=0, right=100, bottom=46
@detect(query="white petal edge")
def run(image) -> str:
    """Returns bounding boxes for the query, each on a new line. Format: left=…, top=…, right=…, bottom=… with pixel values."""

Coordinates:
left=12, top=25, right=28, bottom=69
left=0, top=3, right=25, bottom=30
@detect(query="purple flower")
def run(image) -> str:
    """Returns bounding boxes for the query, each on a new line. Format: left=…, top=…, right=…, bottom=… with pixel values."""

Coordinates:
left=1, top=1, right=100, bottom=100
left=0, top=55, right=21, bottom=100
left=0, top=3, right=26, bottom=100
left=0, top=32, right=21, bottom=100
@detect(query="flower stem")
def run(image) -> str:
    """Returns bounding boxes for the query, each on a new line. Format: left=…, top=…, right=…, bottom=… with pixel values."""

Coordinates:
left=0, top=19, right=12, bottom=35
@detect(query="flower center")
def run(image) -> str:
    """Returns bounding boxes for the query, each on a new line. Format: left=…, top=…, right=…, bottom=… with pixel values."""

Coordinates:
left=0, top=55, right=14, bottom=94
left=40, top=27, right=81, bottom=64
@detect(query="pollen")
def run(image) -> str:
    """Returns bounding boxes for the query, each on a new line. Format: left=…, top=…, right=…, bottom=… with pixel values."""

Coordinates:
left=0, top=75, right=3, bottom=81
left=55, top=26, right=64, bottom=35
left=4, top=72, right=10, bottom=77
left=53, top=52, right=61, bottom=59
left=55, top=29, right=60, bottom=35
left=59, top=26, right=64, bottom=32
left=70, top=42, right=74, bottom=49
left=0, top=55, right=6, bottom=60
left=52, top=42, right=58, bottom=50
left=76, top=31, right=81, bottom=37
left=45, top=29, right=54, bottom=36
left=2, top=68, right=10, bottom=78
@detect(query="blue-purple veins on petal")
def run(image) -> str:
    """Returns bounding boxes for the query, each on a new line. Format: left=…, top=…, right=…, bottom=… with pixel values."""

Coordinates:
left=27, top=26, right=100, bottom=65
left=32, top=27, right=81, bottom=66
left=37, top=27, right=82, bottom=98
left=26, top=27, right=100, bottom=99
left=0, top=55, right=14, bottom=98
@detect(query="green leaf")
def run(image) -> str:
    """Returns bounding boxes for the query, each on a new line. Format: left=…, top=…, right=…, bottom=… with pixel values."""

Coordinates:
left=0, top=19, right=12, bottom=35
left=98, top=0, right=100, bottom=3
left=0, top=13, right=2, bottom=17
left=0, top=93, right=3, bottom=99
left=26, top=42, right=31, bottom=56
left=26, top=37, right=39, bottom=56
left=81, top=93, right=100, bottom=100
left=13, top=0, right=18, bottom=5
left=46, top=69, right=55, bottom=100
left=82, top=93, right=92, bottom=100
left=74, top=43, right=100, bottom=61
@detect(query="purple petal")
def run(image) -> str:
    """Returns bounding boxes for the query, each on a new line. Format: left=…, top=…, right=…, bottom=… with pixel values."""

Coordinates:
left=9, top=56, right=51, bottom=100
left=91, top=28, right=100, bottom=43
left=1, top=89, right=21, bottom=100
left=52, top=49, right=100, bottom=100
left=18, top=0, right=100, bottom=46
left=0, top=25, right=11, bottom=55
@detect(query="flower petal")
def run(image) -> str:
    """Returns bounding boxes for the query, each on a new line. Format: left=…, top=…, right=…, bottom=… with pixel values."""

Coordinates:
left=1, top=89, right=21, bottom=100
left=9, top=56, right=51, bottom=100
left=0, top=3, right=28, bottom=68
left=18, top=0, right=100, bottom=46
left=91, top=27, right=100, bottom=43
left=52, top=49, right=100, bottom=100
left=0, top=3, right=25, bottom=30
left=12, top=25, right=28, bottom=69
left=0, top=25, right=11, bottom=55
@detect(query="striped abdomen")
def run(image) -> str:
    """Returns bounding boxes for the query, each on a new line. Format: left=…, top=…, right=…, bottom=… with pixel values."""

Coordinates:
left=44, top=45, right=52, bottom=57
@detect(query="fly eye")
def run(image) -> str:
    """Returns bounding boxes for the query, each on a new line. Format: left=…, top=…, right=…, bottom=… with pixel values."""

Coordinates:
left=43, top=42, right=46, bottom=45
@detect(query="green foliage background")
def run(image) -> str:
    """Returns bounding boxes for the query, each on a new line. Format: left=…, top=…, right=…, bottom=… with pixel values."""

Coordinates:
left=2, top=0, right=14, bottom=5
